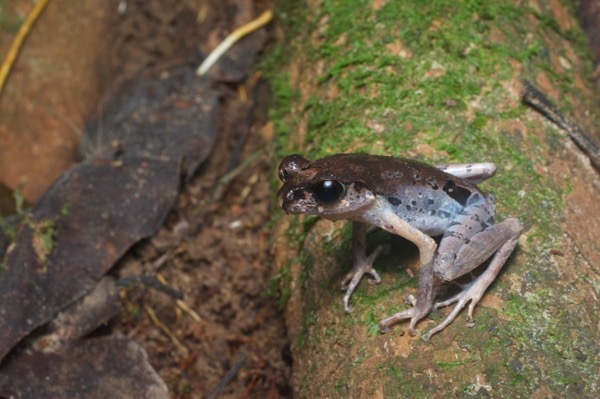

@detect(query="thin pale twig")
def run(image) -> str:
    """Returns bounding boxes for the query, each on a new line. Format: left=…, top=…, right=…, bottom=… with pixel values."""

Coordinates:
left=196, top=10, right=273, bottom=76
left=199, top=149, right=264, bottom=213
left=117, top=274, right=184, bottom=300
left=156, top=273, right=202, bottom=321
left=144, top=303, right=188, bottom=354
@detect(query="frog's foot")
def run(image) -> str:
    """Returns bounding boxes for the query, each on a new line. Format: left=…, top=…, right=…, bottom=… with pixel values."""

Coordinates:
left=341, top=244, right=386, bottom=313
left=422, top=222, right=522, bottom=341
left=378, top=300, right=431, bottom=336
left=423, top=218, right=522, bottom=341
left=420, top=278, right=485, bottom=341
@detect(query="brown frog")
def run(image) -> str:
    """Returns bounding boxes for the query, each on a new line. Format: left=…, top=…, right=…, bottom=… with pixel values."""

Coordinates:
left=278, top=153, right=522, bottom=340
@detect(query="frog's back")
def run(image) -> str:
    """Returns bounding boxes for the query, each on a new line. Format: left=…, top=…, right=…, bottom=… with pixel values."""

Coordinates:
left=316, top=154, right=491, bottom=236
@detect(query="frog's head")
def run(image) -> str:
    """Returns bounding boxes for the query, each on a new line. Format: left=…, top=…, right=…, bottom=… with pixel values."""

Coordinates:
left=277, top=154, right=376, bottom=221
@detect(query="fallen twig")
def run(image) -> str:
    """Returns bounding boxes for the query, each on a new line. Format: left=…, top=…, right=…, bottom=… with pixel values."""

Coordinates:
left=196, top=10, right=273, bottom=76
left=144, top=303, right=188, bottom=354
left=0, top=0, right=51, bottom=95
left=117, top=274, right=184, bottom=300
left=156, top=273, right=202, bottom=322
left=199, top=149, right=264, bottom=213
left=206, top=351, right=246, bottom=399
left=522, top=80, right=600, bottom=170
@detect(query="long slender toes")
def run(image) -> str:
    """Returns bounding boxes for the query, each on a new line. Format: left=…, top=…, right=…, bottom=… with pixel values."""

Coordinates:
left=379, top=308, right=416, bottom=333
left=379, top=301, right=431, bottom=335
left=342, top=271, right=365, bottom=313
left=432, top=288, right=468, bottom=310
left=341, top=265, right=381, bottom=291
left=341, top=265, right=381, bottom=312
left=425, top=231, right=520, bottom=340
left=342, top=243, right=386, bottom=311
left=423, top=295, right=472, bottom=341
left=368, top=268, right=381, bottom=284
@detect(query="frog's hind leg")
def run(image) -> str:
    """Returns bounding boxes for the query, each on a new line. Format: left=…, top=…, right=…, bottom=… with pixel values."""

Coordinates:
left=423, top=217, right=522, bottom=340
left=341, top=222, right=387, bottom=313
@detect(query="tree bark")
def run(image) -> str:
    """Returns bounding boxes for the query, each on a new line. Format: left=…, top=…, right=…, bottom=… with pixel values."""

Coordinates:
left=270, top=0, right=600, bottom=398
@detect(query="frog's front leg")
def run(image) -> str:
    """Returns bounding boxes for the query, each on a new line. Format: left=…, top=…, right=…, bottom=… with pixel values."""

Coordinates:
left=342, top=200, right=437, bottom=313
left=340, top=222, right=386, bottom=313
left=358, top=200, right=438, bottom=331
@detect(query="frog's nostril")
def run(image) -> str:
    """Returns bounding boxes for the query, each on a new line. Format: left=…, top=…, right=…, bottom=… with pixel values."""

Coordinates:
left=293, top=189, right=308, bottom=201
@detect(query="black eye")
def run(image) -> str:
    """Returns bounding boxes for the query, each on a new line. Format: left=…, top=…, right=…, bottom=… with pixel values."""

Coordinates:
left=279, top=168, right=287, bottom=182
left=312, top=180, right=345, bottom=203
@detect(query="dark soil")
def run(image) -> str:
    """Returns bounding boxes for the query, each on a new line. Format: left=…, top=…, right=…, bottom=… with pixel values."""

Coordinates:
left=114, top=114, right=290, bottom=399
left=0, top=0, right=290, bottom=398
left=108, top=1, right=291, bottom=397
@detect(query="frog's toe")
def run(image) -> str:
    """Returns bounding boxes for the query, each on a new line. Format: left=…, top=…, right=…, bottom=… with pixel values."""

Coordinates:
left=379, top=305, right=429, bottom=335
left=423, top=284, right=485, bottom=341
left=404, top=294, right=417, bottom=306
left=341, top=271, right=366, bottom=313
left=340, top=266, right=380, bottom=292
left=340, top=267, right=381, bottom=291
left=340, top=244, right=386, bottom=312
left=379, top=308, right=413, bottom=333
left=342, top=267, right=381, bottom=313
left=432, top=287, right=466, bottom=310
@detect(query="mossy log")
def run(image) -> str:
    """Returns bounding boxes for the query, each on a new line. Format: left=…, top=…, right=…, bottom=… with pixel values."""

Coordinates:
left=267, top=1, right=600, bottom=397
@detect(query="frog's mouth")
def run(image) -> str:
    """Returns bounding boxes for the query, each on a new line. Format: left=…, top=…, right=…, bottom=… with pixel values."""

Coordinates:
left=279, top=181, right=377, bottom=219
left=279, top=178, right=348, bottom=214
left=278, top=186, right=319, bottom=214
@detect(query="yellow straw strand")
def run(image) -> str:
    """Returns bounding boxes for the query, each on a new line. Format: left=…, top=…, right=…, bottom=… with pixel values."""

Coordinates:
left=144, top=303, right=188, bottom=354
left=0, top=0, right=51, bottom=95
left=196, top=9, right=273, bottom=76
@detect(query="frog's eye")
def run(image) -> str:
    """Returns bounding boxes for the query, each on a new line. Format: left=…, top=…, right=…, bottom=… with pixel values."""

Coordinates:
left=279, top=168, right=287, bottom=182
left=312, top=180, right=345, bottom=203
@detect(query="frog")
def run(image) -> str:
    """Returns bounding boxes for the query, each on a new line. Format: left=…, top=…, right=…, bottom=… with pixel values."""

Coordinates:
left=277, top=153, right=522, bottom=340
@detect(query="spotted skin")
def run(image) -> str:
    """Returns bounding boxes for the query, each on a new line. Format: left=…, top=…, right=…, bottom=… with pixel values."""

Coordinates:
left=278, top=153, right=522, bottom=340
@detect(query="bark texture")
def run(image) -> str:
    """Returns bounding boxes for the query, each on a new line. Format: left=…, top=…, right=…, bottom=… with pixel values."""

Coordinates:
left=270, top=0, right=600, bottom=397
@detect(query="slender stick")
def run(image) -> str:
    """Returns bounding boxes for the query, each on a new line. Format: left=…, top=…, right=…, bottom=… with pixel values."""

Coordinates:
left=522, top=80, right=600, bottom=170
left=196, top=10, right=273, bottom=76
left=0, top=0, right=51, bottom=95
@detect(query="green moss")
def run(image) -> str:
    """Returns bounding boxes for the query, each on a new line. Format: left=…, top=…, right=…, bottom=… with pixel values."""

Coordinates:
left=333, top=378, right=348, bottom=392
left=36, top=219, right=56, bottom=254
left=0, top=190, right=27, bottom=244
left=0, top=1, right=24, bottom=32
left=499, top=291, right=599, bottom=394
left=384, top=364, right=426, bottom=397
left=267, top=258, right=293, bottom=310
left=436, top=360, right=465, bottom=371
left=294, top=325, right=309, bottom=349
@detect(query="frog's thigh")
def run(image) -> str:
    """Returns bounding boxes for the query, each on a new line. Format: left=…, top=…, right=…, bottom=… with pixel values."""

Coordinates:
left=432, top=205, right=490, bottom=280
left=435, top=218, right=522, bottom=282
